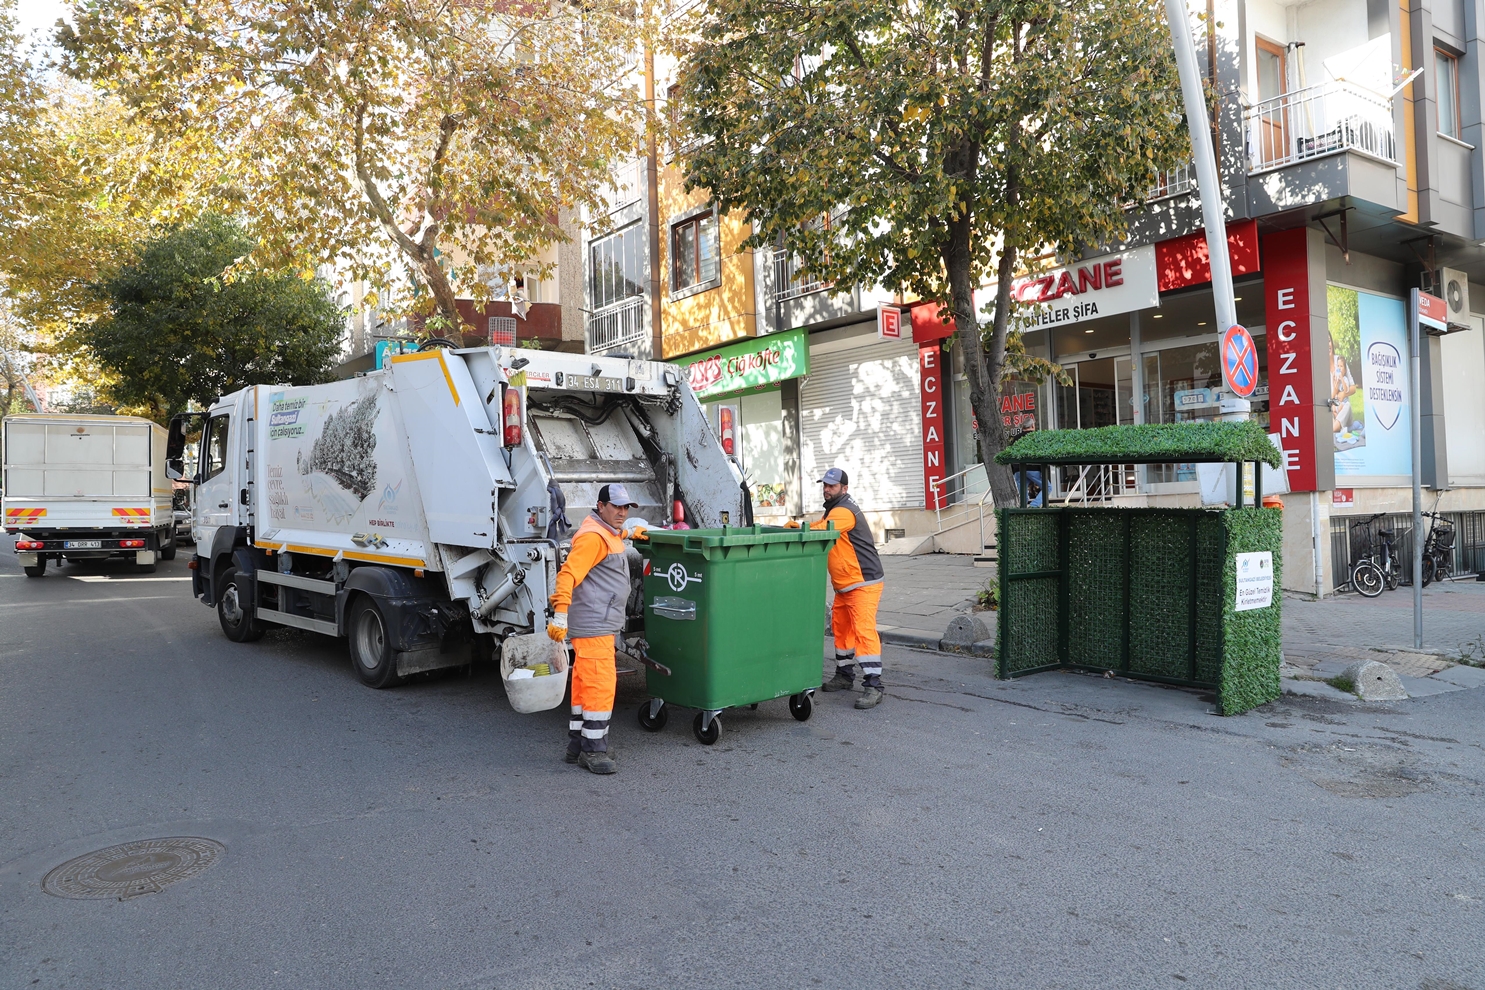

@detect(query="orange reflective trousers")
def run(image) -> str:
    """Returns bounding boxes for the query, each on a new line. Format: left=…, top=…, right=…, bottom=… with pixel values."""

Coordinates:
left=568, top=635, right=616, bottom=755
left=831, top=582, right=884, bottom=684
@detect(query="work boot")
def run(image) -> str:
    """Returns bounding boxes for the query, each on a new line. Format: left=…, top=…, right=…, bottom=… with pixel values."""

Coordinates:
left=819, top=668, right=856, bottom=692
left=855, top=685, right=884, bottom=710
left=578, top=749, right=617, bottom=775
left=563, top=743, right=581, bottom=764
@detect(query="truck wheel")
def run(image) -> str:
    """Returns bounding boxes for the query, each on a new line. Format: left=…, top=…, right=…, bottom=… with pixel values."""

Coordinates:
left=24, top=558, right=46, bottom=578
left=217, top=566, right=265, bottom=642
left=349, top=597, right=399, bottom=688
left=160, top=529, right=177, bottom=561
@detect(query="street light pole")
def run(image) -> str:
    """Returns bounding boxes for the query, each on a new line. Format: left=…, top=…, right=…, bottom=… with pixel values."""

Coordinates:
left=1164, top=0, right=1247, bottom=422
left=1409, top=288, right=1424, bottom=649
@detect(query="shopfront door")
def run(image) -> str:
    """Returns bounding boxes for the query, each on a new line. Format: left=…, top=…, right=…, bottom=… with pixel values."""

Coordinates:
left=1051, top=357, right=1136, bottom=498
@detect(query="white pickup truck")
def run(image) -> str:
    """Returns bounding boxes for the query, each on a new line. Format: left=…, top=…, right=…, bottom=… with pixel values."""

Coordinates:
left=3, top=414, right=177, bottom=577
left=172, top=345, right=745, bottom=687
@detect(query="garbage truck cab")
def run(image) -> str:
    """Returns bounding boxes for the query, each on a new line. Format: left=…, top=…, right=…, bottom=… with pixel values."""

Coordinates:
left=172, top=345, right=746, bottom=687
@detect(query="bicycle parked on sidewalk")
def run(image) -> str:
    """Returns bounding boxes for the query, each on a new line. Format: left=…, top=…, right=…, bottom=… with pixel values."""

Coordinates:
left=1349, top=514, right=1401, bottom=598
left=1421, top=511, right=1456, bottom=587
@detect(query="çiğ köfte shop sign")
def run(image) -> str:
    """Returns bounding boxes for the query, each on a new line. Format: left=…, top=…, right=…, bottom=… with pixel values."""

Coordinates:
left=1010, top=245, right=1160, bottom=327
left=678, top=328, right=809, bottom=401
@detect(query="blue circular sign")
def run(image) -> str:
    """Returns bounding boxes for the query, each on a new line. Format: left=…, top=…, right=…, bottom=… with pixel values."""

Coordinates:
left=1222, top=324, right=1258, bottom=399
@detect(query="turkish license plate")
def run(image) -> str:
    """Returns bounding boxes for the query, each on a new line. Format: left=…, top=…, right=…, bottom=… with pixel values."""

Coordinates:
left=561, top=374, right=625, bottom=392
left=64, top=540, right=102, bottom=549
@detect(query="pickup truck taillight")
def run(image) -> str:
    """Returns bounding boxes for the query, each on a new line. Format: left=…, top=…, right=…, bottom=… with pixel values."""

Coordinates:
left=187, top=558, right=198, bottom=570
left=119, top=539, right=146, bottom=548
left=16, top=540, right=44, bottom=551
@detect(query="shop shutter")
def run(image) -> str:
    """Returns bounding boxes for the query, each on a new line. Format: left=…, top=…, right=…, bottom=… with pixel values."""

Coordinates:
left=800, top=336, right=924, bottom=511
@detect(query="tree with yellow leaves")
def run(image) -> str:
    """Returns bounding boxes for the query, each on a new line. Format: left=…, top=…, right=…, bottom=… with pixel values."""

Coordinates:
left=62, top=0, right=646, bottom=344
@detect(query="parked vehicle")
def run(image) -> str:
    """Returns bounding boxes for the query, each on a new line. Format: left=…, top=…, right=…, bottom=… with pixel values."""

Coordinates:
left=1348, top=514, right=1399, bottom=598
left=3, top=414, right=177, bottom=577
left=1421, top=511, right=1455, bottom=587
left=172, top=345, right=744, bottom=687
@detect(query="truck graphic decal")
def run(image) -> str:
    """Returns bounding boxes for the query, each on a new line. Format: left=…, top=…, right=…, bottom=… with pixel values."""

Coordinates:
left=296, top=395, right=379, bottom=500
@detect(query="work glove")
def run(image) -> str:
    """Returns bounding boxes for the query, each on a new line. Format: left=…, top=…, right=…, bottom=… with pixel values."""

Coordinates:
left=546, top=610, right=568, bottom=642
left=624, top=523, right=649, bottom=542
left=783, top=519, right=801, bottom=529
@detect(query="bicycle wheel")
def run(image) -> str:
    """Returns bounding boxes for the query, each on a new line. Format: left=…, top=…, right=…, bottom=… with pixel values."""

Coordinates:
left=1351, top=560, right=1385, bottom=597
left=1422, top=555, right=1435, bottom=588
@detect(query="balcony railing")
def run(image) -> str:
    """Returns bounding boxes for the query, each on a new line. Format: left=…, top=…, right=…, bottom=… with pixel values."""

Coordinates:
left=1147, top=161, right=1196, bottom=201
left=1245, top=82, right=1396, bottom=173
left=586, top=295, right=646, bottom=353
left=773, top=251, right=832, bottom=302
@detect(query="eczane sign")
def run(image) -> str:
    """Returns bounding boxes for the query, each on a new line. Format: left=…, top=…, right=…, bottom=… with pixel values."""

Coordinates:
left=1011, top=245, right=1159, bottom=327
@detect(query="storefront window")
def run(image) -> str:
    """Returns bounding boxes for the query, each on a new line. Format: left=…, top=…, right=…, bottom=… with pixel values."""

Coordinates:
left=704, top=390, right=789, bottom=511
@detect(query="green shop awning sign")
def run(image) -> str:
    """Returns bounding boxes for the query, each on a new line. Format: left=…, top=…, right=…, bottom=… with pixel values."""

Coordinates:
left=679, top=328, right=809, bottom=400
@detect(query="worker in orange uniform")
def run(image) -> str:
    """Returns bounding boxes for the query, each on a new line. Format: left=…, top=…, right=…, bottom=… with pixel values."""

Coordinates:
left=548, top=483, right=647, bottom=774
left=787, top=467, right=885, bottom=709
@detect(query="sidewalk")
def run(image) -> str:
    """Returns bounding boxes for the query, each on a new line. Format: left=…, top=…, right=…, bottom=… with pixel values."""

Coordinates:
left=868, top=553, right=1485, bottom=698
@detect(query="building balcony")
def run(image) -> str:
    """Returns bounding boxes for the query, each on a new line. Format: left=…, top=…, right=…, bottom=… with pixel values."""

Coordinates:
left=772, top=251, right=832, bottom=303
left=1146, top=162, right=1196, bottom=202
left=1244, top=82, right=1397, bottom=174
left=586, top=295, right=647, bottom=354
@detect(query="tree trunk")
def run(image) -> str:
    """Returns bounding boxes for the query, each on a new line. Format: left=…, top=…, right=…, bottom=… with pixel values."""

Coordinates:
left=416, top=247, right=467, bottom=347
left=943, top=223, right=1020, bottom=510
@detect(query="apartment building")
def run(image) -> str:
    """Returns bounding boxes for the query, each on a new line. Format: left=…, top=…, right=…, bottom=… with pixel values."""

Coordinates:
left=995, top=0, right=1485, bottom=593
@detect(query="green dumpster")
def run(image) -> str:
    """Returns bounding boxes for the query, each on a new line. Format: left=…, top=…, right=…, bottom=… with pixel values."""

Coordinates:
left=636, top=524, right=838, bottom=744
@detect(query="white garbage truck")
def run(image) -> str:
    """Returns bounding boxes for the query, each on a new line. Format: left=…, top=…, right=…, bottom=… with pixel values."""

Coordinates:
left=3, top=414, right=178, bottom=577
left=170, top=345, right=746, bottom=687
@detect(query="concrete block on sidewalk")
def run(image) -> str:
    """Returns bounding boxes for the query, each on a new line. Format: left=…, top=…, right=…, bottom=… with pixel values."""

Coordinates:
left=938, top=611, right=997, bottom=659
left=1342, top=660, right=1408, bottom=701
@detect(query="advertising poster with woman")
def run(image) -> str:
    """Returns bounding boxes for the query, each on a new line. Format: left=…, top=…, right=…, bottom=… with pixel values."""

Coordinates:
left=1327, top=286, right=1412, bottom=479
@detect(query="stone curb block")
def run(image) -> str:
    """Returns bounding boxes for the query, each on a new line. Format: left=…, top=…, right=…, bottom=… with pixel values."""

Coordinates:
left=1342, top=659, right=1409, bottom=701
left=941, top=612, right=995, bottom=648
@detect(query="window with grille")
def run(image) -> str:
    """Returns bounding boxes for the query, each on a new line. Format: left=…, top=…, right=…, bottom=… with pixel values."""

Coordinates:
left=671, top=210, right=719, bottom=292
left=589, top=222, right=645, bottom=312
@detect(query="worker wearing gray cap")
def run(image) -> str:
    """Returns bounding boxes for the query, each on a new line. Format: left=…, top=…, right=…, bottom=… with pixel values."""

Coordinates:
left=787, top=467, right=885, bottom=709
left=549, top=483, right=648, bottom=773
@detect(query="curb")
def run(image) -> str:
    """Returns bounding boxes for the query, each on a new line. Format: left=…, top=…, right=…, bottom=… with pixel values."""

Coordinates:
left=878, top=629, right=997, bottom=658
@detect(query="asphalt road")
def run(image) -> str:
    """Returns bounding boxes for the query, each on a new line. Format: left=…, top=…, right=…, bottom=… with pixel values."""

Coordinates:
left=1, top=538, right=1483, bottom=989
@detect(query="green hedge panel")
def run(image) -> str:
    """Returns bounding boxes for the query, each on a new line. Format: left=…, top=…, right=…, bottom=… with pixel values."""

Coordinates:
left=1217, top=508, right=1284, bottom=715
left=995, top=421, right=1282, bottom=467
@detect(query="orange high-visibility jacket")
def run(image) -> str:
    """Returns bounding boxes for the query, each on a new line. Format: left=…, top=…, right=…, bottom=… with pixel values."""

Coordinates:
left=809, top=493, right=884, bottom=592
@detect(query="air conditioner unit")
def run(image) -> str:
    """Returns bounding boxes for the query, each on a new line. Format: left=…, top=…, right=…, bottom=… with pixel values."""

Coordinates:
left=1441, top=267, right=1471, bottom=332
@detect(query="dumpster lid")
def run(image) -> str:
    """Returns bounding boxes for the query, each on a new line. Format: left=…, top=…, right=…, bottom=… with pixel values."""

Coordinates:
left=995, top=422, right=1282, bottom=467
left=643, top=524, right=838, bottom=550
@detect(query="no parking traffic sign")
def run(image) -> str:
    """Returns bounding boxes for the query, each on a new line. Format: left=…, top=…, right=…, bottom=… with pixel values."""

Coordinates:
left=1221, top=324, right=1258, bottom=399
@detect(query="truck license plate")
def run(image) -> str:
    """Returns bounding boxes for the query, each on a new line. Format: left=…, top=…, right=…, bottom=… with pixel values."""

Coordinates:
left=563, top=374, right=625, bottom=392
left=64, top=540, right=102, bottom=549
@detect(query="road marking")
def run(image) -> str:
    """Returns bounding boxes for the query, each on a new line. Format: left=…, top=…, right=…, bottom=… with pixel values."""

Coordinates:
left=0, top=595, right=181, bottom=607
left=69, top=576, right=193, bottom=583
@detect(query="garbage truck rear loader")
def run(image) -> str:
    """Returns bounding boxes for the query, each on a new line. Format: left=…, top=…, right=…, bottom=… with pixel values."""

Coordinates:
left=173, top=346, right=743, bottom=686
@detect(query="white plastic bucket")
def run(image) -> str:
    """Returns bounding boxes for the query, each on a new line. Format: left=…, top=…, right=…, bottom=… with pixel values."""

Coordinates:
left=499, top=633, right=569, bottom=713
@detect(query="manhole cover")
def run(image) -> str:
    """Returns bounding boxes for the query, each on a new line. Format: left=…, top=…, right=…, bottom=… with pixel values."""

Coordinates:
left=42, top=837, right=225, bottom=899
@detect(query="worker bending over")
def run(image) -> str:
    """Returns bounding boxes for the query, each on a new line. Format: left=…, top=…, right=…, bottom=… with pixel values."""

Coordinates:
left=548, top=483, right=647, bottom=774
left=788, top=467, right=885, bottom=709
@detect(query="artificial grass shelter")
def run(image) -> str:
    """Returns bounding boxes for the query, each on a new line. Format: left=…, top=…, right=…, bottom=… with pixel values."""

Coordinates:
left=993, top=422, right=1283, bottom=715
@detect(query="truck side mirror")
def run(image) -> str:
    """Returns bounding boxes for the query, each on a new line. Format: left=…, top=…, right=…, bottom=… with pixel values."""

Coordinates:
left=166, top=412, right=206, bottom=482
left=166, top=457, right=185, bottom=481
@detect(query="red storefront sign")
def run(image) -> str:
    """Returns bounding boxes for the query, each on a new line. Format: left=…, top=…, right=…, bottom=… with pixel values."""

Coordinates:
left=908, top=300, right=956, bottom=343
left=1263, top=227, right=1317, bottom=491
left=920, top=344, right=947, bottom=509
left=1000, top=384, right=1038, bottom=433
left=1156, top=219, right=1261, bottom=292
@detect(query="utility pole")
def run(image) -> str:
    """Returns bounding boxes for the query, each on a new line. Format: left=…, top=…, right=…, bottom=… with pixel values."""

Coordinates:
left=1164, top=0, right=1247, bottom=422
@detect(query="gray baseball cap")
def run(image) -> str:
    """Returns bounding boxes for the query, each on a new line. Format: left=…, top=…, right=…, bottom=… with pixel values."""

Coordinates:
left=598, top=483, right=639, bottom=507
left=819, top=467, right=849, bottom=486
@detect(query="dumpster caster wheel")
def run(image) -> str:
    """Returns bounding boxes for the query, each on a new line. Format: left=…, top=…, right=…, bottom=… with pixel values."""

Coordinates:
left=692, top=712, right=721, bottom=745
left=638, top=699, right=668, bottom=732
left=789, top=692, right=813, bottom=722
